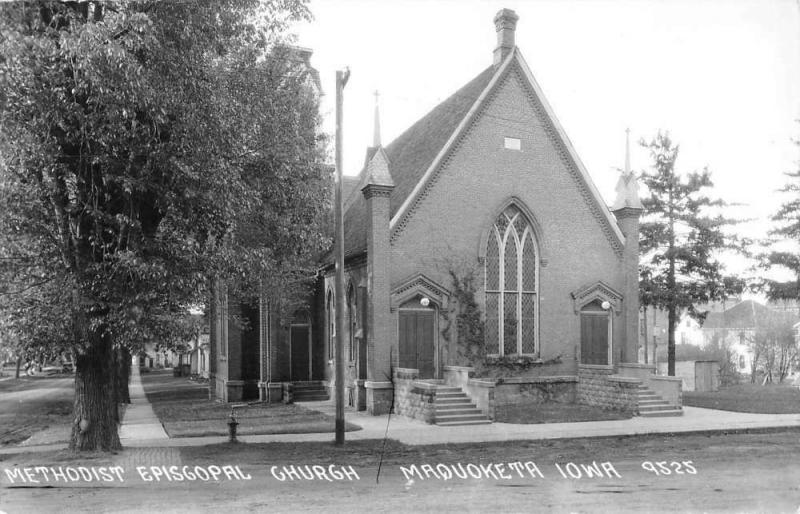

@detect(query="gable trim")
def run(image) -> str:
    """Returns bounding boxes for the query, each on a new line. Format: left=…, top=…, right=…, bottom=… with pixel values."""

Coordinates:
left=570, top=281, right=623, bottom=315
left=389, top=51, right=517, bottom=242
left=513, top=51, right=625, bottom=254
left=390, top=273, right=451, bottom=311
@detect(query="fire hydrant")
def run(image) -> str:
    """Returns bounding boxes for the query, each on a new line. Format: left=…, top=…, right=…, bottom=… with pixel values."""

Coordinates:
left=228, top=408, right=239, bottom=443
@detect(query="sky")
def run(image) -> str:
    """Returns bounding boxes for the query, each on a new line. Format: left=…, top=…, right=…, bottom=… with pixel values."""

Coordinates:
left=291, top=0, right=800, bottom=279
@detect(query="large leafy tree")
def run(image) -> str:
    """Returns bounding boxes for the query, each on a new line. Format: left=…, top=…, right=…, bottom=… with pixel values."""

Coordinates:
left=639, top=132, right=743, bottom=376
left=0, top=1, right=329, bottom=451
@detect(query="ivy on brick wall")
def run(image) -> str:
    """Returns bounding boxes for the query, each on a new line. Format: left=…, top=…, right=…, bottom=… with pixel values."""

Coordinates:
left=443, top=268, right=487, bottom=373
left=443, top=266, right=563, bottom=378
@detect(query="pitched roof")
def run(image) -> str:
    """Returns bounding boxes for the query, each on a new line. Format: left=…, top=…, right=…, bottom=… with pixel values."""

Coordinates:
left=701, top=300, right=797, bottom=330
left=335, top=66, right=495, bottom=259
left=329, top=48, right=626, bottom=263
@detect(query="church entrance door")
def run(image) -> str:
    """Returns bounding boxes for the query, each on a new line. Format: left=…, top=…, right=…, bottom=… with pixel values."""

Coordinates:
left=580, top=301, right=611, bottom=365
left=290, top=324, right=311, bottom=381
left=399, top=309, right=435, bottom=379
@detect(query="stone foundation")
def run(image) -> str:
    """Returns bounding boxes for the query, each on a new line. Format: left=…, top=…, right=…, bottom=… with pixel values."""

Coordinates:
left=365, top=380, right=393, bottom=415
left=495, top=375, right=577, bottom=405
left=393, top=368, right=437, bottom=423
left=577, top=365, right=640, bottom=413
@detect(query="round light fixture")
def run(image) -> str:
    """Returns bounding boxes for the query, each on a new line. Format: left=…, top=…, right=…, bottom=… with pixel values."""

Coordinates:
left=601, top=301, right=611, bottom=310
left=420, top=297, right=430, bottom=307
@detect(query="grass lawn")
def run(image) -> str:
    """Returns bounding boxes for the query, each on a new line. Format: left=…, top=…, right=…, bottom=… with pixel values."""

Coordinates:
left=140, top=370, right=360, bottom=437
left=683, top=382, right=800, bottom=414
left=0, top=375, right=74, bottom=446
left=494, top=400, right=632, bottom=424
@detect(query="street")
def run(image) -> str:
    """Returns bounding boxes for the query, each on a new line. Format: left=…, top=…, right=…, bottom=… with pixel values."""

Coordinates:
left=2, top=430, right=799, bottom=513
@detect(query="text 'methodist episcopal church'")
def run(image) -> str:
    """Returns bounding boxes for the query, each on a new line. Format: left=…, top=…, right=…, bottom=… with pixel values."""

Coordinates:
left=209, top=9, right=684, bottom=422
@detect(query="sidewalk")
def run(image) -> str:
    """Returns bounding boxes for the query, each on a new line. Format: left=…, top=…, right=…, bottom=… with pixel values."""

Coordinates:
left=3, top=375, right=800, bottom=454
left=118, top=365, right=169, bottom=444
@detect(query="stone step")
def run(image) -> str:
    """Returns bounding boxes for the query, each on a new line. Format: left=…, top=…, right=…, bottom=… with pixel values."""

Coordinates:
left=436, top=402, right=476, bottom=410
left=436, top=419, right=493, bottom=427
left=436, top=413, right=489, bottom=423
left=435, top=397, right=473, bottom=405
left=638, top=398, right=669, bottom=406
left=639, top=404, right=676, bottom=412
left=435, top=408, right=483, bottom=416
left=437, top=391, right=468, bottom=398
left=435, top=387, right=462, bottom=393
left=639, top=409, right=684, bottom=417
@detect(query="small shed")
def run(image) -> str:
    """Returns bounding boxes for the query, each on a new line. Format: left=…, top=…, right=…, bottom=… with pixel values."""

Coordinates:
left=657, top=360, right=719, bottom=392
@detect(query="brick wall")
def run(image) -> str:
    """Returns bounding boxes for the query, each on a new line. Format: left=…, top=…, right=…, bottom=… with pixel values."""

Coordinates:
left=389, top=66, right=627, bottom=370
left=577, top=365, right=639, bottom=412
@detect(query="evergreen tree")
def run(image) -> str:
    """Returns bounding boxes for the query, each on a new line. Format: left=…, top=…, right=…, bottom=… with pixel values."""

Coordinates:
left=639, top=132, right=743, bottom=376
left=0, top=1, right=328, bottom=451
left=763, top=138, right=800, bottom=302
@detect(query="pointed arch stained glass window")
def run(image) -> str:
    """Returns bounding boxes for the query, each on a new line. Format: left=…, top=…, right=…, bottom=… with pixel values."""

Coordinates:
left=485, top=205, right=538, bottom=355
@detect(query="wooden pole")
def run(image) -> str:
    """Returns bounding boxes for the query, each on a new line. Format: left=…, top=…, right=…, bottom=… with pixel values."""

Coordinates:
left=334, top=69, right=349, bottom=445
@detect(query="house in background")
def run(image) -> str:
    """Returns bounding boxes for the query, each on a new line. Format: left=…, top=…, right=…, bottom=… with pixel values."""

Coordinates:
left=701, top=299, right=799, bottom=378
left=210, top=9, right=683, bottom=421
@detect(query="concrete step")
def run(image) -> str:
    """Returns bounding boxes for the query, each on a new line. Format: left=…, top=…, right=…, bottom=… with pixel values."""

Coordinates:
left=435, top=397, right=473, bottom=405
left=639, top=404, right=676, bottom=412
left=639, top=409, right=684, bottom=417
left=437, top=391, right=469, bottom=398
left=435, top=408, right=483, bottom=416
left=436, top=402, right=476, bottom=410
left=436, top=419, right=493, bottom=427
left=638, top=399, right=669, bottom=406
left=435, top=387, right=462, bottom=393
left=436, top=413, right=489, bottom=423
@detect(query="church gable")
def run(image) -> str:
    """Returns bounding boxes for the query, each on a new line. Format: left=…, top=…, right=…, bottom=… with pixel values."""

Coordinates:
left=389, top=50, right=624, bottom=258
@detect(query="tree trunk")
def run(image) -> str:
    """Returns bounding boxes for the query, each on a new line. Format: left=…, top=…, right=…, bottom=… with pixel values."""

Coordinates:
left=15, top=355, right=22, bottom=379
left=667, top=306, right=676, bottom=376
left=69, top=328, right=122, bottom=452
left=118, top=346, right=131, bottom=404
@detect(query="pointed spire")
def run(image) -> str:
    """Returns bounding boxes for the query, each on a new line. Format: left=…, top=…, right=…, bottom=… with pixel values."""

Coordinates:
left=372, top=90, right=381, bottom=147
left=612, top=128, right=643, bottom=211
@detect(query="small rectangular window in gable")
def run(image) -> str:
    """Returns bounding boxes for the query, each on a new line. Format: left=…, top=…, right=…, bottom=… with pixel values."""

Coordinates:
left=504, top=137, right=521, bottom=151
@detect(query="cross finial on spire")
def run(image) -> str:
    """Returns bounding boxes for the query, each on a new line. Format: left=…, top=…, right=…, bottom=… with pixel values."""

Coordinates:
left=612, top=127, right=643, bottom=211
left=624, top=127, right=631, bottom=175
left=372, top=90, right=381, bottom=147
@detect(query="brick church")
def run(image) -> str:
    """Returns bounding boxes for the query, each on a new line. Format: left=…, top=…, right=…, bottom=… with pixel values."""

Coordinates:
left=209, top=9, right=683, bottom=421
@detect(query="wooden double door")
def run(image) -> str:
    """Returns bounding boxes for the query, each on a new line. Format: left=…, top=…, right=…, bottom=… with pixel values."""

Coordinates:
left=399, top=310, right=435, bottom=379
left=580, top=303, right=611, bottom=365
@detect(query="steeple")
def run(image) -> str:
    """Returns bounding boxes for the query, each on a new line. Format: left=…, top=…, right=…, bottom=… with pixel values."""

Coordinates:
left=611, top=128, right=643, bottom=211
left=372, top=90, right=381, bottom=147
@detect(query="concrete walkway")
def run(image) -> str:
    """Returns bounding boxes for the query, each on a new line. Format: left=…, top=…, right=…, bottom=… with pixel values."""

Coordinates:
left=117, top=365, right=169, bottom=444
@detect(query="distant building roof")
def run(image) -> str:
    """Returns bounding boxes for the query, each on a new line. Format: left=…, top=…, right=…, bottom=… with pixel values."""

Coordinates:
left=701, top=299, right=797, bottom=330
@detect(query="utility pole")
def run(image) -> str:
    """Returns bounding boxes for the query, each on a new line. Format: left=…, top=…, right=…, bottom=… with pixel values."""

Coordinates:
left=334, top=68, right=349, bottom=445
